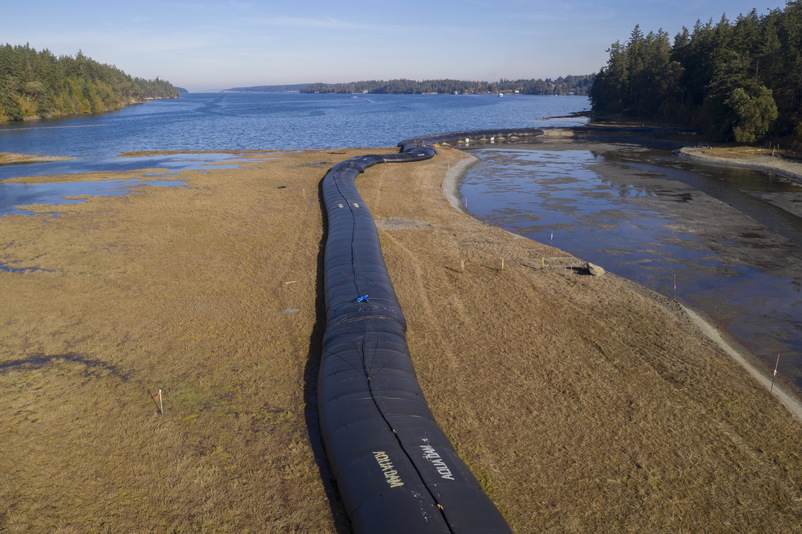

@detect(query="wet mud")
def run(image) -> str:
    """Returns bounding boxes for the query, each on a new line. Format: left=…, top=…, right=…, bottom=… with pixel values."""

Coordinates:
left=463, top=140, right=802, bottom=390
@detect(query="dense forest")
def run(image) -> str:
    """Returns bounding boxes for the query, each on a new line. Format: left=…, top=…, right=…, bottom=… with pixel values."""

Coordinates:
left=300, top=76, right=594, bottom=96
left=0, top=44, right=180, bottom=122
left=590, top=1, right=802, bottom=143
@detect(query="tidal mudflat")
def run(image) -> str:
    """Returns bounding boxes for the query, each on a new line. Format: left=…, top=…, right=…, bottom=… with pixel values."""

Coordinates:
left=463, top=134, right=802, bottom=392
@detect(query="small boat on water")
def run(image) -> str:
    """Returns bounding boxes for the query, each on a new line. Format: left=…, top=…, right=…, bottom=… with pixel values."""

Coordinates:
left=498, top=92, right=504, bottom=98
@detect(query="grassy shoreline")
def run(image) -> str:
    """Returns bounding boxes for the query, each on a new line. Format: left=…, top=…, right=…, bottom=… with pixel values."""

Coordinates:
left=679, top=145, right=802, bottom=185
left=1, top=146, right=801, bottom=532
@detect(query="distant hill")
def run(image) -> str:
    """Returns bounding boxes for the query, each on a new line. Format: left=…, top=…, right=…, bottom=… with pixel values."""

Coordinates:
left=222, top=84, right=311, bottom=93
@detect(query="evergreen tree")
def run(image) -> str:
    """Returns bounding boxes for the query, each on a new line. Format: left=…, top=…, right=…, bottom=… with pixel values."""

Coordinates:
left=590, top=2, right=802, bottom=142
left=0, top=44, right=179, bottom=123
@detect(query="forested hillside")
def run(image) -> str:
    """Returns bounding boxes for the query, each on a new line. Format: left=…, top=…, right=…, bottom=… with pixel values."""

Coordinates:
left=0, top=44, right=179, bottom=122
left=590, top=2, right=802, bottom=142
left=301, top=76, right=593, bottom=96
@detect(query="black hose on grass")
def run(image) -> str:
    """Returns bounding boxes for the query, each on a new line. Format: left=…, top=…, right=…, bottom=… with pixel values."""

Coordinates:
left=317, top=134, right=526, bottom=533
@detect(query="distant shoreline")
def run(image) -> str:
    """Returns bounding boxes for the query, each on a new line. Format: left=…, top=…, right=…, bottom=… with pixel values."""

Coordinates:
left=6, top=122, right=802, bottom=187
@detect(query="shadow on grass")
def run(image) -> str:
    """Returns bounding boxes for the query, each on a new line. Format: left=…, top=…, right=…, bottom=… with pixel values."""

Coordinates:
left=303, top=177, right=351, bottom=534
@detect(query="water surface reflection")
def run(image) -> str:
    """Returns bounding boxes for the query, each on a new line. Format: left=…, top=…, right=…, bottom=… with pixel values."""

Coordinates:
left=0, top=179, right=185, bottom=216
left=463, top=145, right=802, bottom=391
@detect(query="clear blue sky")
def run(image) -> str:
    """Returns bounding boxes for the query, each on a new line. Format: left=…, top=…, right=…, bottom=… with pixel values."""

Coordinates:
left=7, top=0, right=790, bottom=92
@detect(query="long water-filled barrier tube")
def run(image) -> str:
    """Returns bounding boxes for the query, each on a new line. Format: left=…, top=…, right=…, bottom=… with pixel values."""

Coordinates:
left=400, top=128, right=544, bottom=147
left=318, top=131, right=544, bottom=533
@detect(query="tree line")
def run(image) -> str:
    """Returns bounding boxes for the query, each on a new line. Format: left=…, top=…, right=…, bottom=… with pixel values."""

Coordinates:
left=0, top=44, right=180, bottom=122
left=590, top=1, right=802, bottom=143
left=301, top=76, right=594, bottom=96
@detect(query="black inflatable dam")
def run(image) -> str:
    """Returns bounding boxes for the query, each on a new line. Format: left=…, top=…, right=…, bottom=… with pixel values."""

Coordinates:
left=318, top=138, right=519, bottom=533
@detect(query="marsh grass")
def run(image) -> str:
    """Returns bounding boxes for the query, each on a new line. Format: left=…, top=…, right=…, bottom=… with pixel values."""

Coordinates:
left=0, top=153, right=74, bottom=165
left=1, top=147, right=801, bottom=532
left=693, top=145, right=798, bottom=160
left=0, top=149, right=379, bottom=532
left=360, top=148, right=802, bottom=533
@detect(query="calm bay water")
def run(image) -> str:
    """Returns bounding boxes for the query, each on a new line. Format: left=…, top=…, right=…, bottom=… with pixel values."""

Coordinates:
left=2, top=92, right=801, bottom=394
left=0, top=92, right=588, bottom=171
left=0, top=92, right=588, bottom=210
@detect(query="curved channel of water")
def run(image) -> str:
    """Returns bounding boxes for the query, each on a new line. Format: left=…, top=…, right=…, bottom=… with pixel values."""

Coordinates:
left=462, top=144, right=802, bottom=391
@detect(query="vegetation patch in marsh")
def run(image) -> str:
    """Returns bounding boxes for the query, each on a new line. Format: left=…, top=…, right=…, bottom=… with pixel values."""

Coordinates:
left=0, top=152, right=75, bottom=165
left=0, top=150, right=365, bottom=532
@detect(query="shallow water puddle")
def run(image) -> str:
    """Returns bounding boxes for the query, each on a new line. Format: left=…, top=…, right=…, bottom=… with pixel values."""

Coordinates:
left=0, top=178, right=186, bottom=215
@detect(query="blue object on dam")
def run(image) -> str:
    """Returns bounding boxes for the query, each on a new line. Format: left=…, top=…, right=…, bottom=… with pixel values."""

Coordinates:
left=318, top=131, right=543, bottom=533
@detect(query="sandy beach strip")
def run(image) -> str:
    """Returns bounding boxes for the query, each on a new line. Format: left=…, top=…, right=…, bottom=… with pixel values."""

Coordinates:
left=0, top=152, right=75, bottom=165
left=1, top=147, right=801, bottom=532
left=679, top=146, right=802, bottom=184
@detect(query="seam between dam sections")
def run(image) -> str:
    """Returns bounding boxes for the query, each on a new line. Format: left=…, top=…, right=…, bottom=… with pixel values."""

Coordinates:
left=331, top=170, right=362, bottom=298
left=318, top=133, right=532, bottom=533
left=324, top=148, right=452, bottom=529
left=358, top=336, right=455, bottom=530
left=322, top=144, right=464, bottom=532
left=345, top=156, right=452, bottom=527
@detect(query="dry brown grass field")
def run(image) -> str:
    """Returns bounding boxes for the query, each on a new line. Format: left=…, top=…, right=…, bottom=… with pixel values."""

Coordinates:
left=1, top=147, right=801, bottom=532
